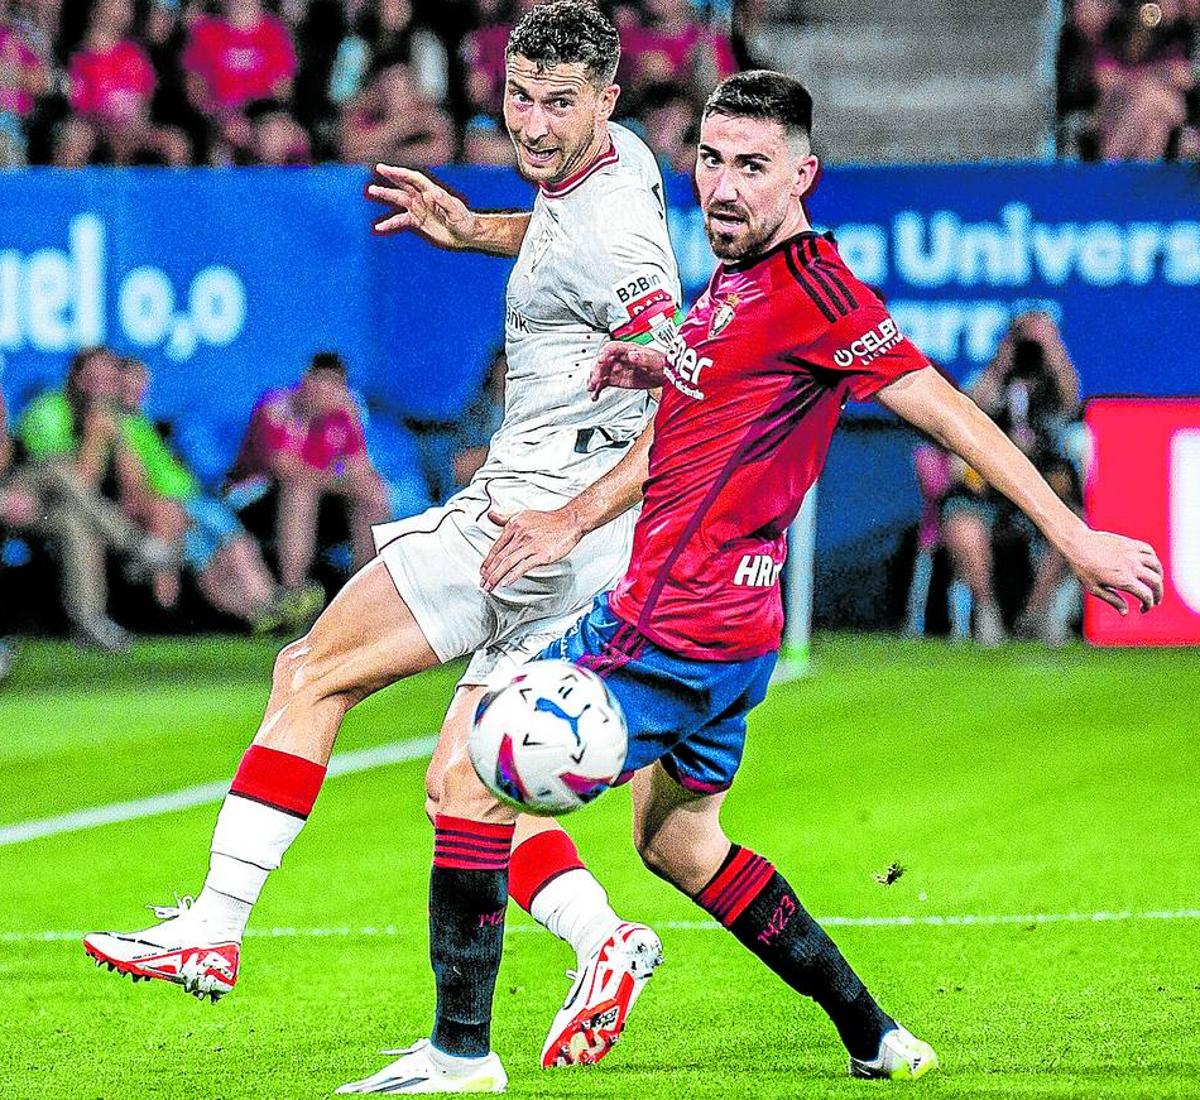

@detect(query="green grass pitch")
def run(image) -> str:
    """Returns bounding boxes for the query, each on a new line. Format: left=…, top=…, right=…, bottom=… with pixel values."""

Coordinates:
left=2, top=635, right=1198, bottom=1099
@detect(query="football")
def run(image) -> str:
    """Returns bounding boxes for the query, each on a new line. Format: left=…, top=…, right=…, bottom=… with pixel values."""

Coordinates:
left=468, top=660, right=629, bottom=815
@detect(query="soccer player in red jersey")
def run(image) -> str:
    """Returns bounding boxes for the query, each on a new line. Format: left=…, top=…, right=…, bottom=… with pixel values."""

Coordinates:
left=340, top=72, right=1165, bottom=1094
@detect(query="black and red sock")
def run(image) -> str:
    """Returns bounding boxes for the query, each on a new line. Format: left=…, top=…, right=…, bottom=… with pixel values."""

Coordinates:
left=429, top=815, right=515, bottom=1058
left=695, top=845, right=894, bottom=1060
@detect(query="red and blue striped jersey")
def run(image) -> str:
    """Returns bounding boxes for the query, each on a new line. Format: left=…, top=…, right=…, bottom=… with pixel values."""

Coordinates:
left=609, top=231, right=930, bottom=660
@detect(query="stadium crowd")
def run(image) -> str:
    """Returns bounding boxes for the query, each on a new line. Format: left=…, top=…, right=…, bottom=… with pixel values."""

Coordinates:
left=1057, top=0, right=1200, bottom=160
left=907, top=312, right=1086, bottom=647
left=0, top=336, right=514, bottom=650
left=0, top=0, right=742, bottom=167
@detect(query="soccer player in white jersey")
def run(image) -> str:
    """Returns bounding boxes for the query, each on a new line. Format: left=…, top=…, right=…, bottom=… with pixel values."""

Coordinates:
left=84, top=0, right=680, bottom=1068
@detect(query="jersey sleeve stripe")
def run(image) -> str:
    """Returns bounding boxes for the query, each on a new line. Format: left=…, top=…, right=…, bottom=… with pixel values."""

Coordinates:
left=804, top=238, right=859, bottom=312
left=783, top=242, right=838, bottom=323
left=798, top=239, right=853, bottom=316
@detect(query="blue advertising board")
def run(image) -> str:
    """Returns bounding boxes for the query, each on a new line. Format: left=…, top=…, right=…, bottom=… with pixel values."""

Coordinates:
left=1, top=163, right=1196, bottom=470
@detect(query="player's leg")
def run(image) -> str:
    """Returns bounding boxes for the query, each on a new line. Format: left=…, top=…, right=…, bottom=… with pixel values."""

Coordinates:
left=630, top=755, right=936, bottom=1080
left=426, top=686, right=625, bottom=964
left=84, top=557, right=441, bottom=995
left=338, top=747, right=516, bottom=1093
left=424, top=680, right=659, bottom=1068
left=183, top=555, right=440, bottom=900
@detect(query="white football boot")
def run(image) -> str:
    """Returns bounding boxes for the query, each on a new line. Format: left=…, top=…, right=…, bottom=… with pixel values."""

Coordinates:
left=848, top=1025, right=939, bottom=1081
left=541, top=921, right=663, bottom=1068
left=336, top=1040, right=507, bottom=1094
left=83, top=896, right=239, bottom=1002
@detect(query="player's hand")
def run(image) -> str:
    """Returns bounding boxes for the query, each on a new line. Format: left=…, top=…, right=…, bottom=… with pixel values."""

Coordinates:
left=588, top=341, right=668, bottom=400
left=480, top=507, right=585, bottom=592
left=366, top=165, right=479, bottom=249
left=1064, top=528, right=1164, bottom=615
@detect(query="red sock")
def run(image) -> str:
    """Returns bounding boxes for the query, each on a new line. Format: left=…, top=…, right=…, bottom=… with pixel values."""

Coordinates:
left=508, top=829, right=586, bottom=913
left=229, top=744, right=327, bottom=818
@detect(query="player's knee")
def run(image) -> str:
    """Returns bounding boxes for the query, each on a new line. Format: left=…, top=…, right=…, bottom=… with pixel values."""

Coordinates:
left=636, top=817, right=729, bottom=892
left=438, top=752, right=513, bottom=825
left=635, top=829, right=683, bottom=885
left=270, top=638, right=309, bottom=701
left=424, top=759, right=445, bottom=825
left=271, top=633, right=359, bottom=716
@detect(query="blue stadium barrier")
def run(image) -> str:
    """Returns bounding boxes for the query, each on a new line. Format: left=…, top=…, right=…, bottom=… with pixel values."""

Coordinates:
left=2, top=163, right=1196, bottom=620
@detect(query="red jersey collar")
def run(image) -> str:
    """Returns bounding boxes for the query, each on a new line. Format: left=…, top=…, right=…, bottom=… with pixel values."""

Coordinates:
left=538, top=137, right=619, bottom=198
left=722, top=230, right=826, bottom=273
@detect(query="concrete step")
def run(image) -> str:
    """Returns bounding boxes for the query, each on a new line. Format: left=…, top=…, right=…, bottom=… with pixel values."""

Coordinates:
left=774, top=0, right=1048, bottom=24
left=752, top=10, right=1053, bottom=162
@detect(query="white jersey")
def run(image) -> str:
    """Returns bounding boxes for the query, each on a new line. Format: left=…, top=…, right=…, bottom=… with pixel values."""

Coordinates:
left=474, top=123, right=681, bottom=510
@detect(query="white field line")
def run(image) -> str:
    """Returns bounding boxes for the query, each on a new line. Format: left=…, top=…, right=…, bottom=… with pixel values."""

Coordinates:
left=5, top=909, right=1200, bottom=945
left=0, top=735, right=439, bottom=848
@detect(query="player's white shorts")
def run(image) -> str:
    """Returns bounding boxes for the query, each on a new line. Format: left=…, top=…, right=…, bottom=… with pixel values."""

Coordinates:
left=372, top=480, right=635, bottom=687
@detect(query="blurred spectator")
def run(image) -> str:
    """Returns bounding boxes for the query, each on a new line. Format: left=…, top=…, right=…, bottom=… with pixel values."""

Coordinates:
left=57, top=0, right=188, bottom=165
left=10, top=348, right=176, bottom=650
left=1058, top=0, right=1198, bottom=160
left=941, top=313, right=1084, bottom=646
left=183, top=0, right=297, bottom=161
left=339, top=60, right=453, bottom=165
left=0, top=0, right=49, bottom=164
left=730, top=0, right=770, bottom=70
left=459, top=0, right=521, bottom=164
left=0, top=386, right=22, bottom=680
left=230, top=351, right=390, bottom=591
left=0, top=383, right=37, bottom=530
left=618, top=0, right=736, bottom=113
left=460, top=77, right=514, bottom=163
left=244, top=95, right=310, bottom=163
left=451, top=347, right=506, bottom=487
left=328, top=0, right=418, bottom=104
left=141, top=0, right=210, bottom=161
left=457, top=0, right=516, bottom=120
left=10, top=0, right=746, bottom=166
left=640, top=81, right=697, bottom=172
left=114, top=358, right=323, bottom=632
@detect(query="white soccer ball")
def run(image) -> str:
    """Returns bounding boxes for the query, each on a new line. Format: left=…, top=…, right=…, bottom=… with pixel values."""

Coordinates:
left=468, top=660, right=628, bottom=816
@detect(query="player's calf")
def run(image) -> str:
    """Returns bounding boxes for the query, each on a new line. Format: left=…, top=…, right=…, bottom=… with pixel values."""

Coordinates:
left=634, top=797, right=933, bottom=1076
left=690, top=843, right=935, bottom=1074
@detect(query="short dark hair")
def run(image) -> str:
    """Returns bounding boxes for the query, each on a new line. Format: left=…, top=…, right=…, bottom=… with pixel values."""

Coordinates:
left=506, top=0, right=621, bottom=87
left=308, top=351, right=346, bottom=377
left=702, top=70, right=814, bottom=142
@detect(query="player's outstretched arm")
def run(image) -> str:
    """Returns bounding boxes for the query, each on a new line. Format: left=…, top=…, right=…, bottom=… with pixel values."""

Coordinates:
left=480, top=419, right=655, bottom=592
left=877, top=366, right=1164, bottom=616
left=366, top=164, right=530, bottom=256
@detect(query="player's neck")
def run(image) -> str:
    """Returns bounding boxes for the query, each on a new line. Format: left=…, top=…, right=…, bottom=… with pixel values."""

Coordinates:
left=758, top=209, right=812, bottom=256
left=546, top=126, right=613, bottom=192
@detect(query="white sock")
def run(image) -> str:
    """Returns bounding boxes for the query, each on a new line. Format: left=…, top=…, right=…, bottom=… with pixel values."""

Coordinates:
left=529, top=867, right=622, bottom=964
left=427, top=1044, right=490, bottom=1073
left=189, top=795, right=306, bottom=940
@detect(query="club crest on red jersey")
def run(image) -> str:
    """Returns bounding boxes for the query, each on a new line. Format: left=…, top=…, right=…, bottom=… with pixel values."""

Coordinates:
left=709, top=294, right=739, bottom=338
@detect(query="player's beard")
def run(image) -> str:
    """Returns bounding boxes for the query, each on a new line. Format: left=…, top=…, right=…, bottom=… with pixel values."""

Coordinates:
left=704, top=206, right=778, bottom=261
left=510, top=128, right=592, bottom=186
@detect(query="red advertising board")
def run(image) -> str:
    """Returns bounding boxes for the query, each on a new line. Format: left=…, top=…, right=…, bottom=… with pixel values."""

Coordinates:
left=1084, top=398, right=1200, bottom=646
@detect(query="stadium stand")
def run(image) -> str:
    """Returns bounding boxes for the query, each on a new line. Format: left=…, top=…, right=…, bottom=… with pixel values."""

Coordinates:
left=741, top=0, right=1056, bottom=162
left=0, top=0, right=738, bottom=166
